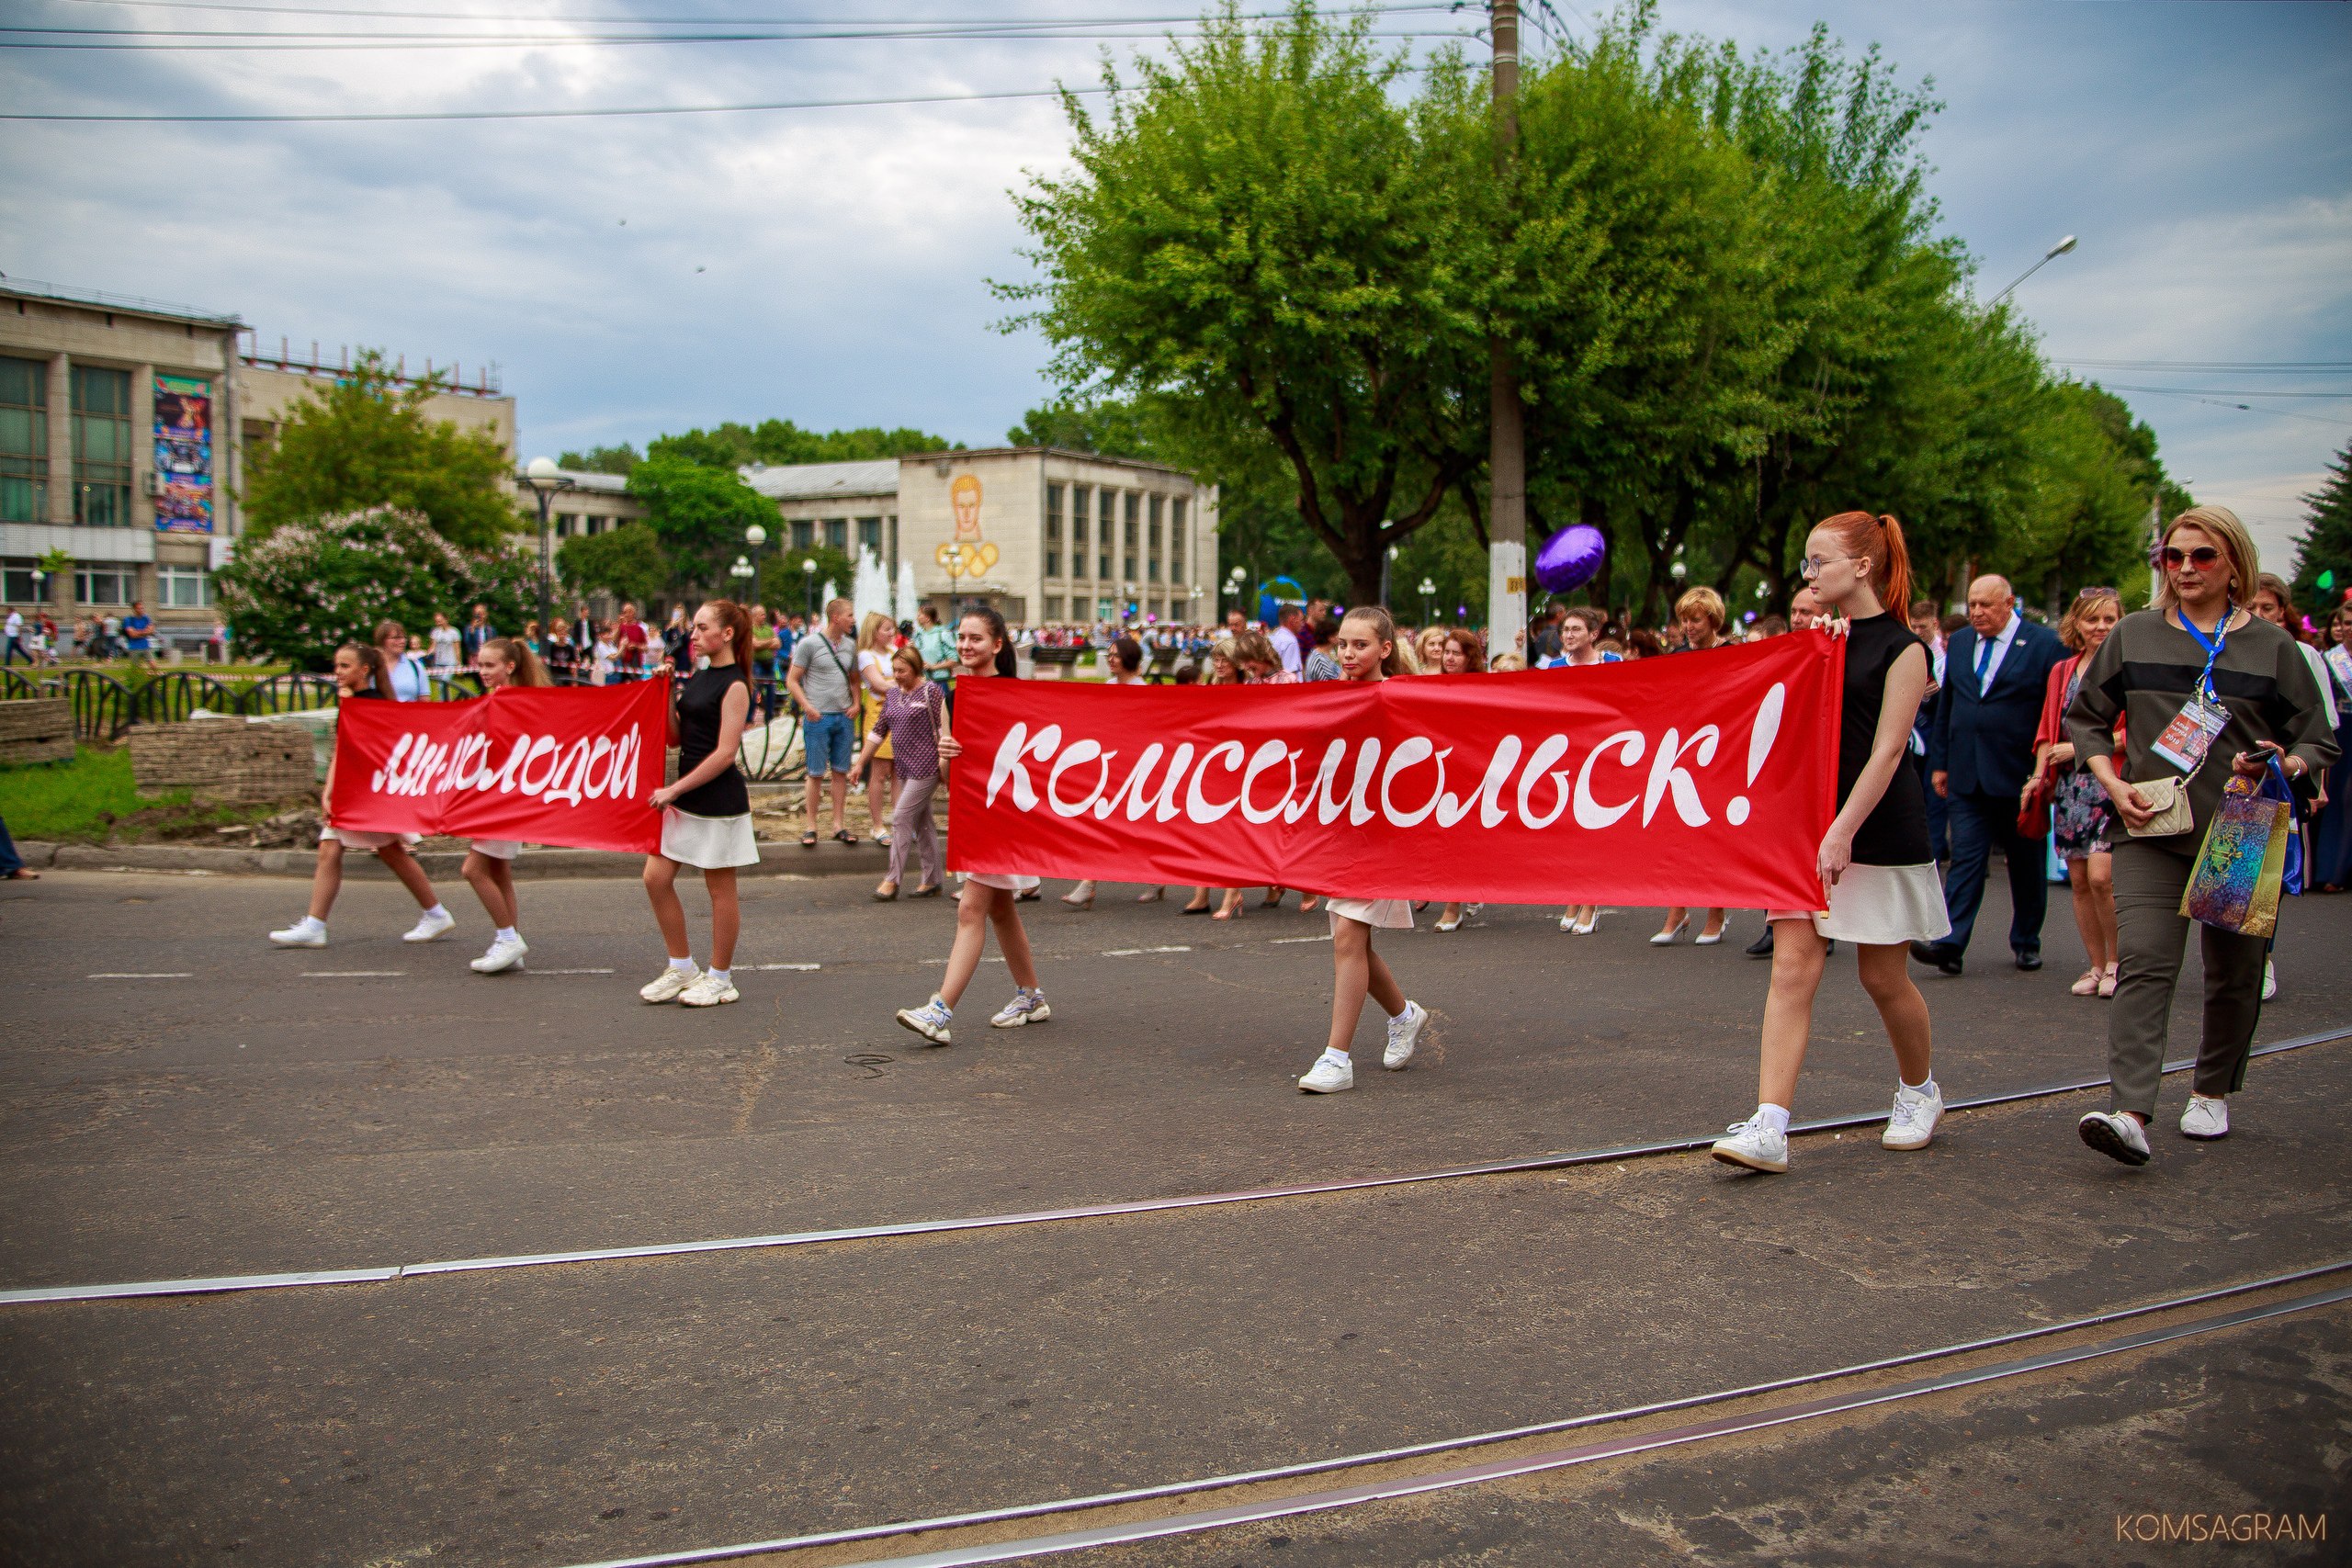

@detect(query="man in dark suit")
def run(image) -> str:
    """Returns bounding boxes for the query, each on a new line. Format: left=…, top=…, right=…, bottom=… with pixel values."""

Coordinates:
left=1914, top=574, right=2064, bottom=976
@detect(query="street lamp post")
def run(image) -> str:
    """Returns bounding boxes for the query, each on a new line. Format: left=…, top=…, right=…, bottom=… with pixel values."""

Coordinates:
left=1418, top=576, right=1436, bottom=626
left=801, top=556, right=817, bottom=622
left=1986, top=234, right=2077, bottom=308
left=743, top=523, right=768, bottom=610
left=520, top=457, right=576, bottom=638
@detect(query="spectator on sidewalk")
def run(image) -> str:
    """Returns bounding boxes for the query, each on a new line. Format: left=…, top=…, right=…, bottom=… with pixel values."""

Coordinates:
left=788, top=597, right=862, bottom=847
left=460, top=604, right=495, bottom=664
left=121, top=601, right=153, bottom=659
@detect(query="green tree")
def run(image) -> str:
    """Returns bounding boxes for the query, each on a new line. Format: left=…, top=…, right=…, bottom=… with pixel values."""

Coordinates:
left=650, top=420, right=956, bottom=470
left=2290, top=441, right=2352, bottom=614
left=558, top=443, right=641, bottom=478
left=1006, top=397, right=1163, bottom=457
left=215, top=506, right=535, bottom=669
left=241, top=351, right=522, bottom=550
left=624, top=456, right=776, bottom=593
left=557, top=523, right=668, bottom=605
left=1007, top=2, right=1490, bottom=604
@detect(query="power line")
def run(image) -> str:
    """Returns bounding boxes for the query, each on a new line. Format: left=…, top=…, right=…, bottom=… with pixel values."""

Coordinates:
left=0, top=82, right=1118, bottom=119
left=2113, top=386, right=2352, bottom=429
left=2059, top=358, right=2352, bottom=375
left=2099, top=383, right=2352, bottom=400
left=1, top=25, right=1472, bottom=47
left=32, top=0, right=1449, bottom=21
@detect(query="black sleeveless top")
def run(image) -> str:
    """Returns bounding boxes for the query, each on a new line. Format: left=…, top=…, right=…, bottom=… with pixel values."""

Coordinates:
left=1838, top=615, right=1932, bottom=866
left=673, top=665, right=750, bottom=818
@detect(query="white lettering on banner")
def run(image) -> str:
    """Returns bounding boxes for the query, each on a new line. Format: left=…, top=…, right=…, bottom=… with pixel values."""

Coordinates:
left=513, top=735, right=560, bottom=795
left=582, top=735, right=616, bottom=799
left=974, top=696, right=1789, bottom=838
left=363, top=725, right=648, bottom=810
left=372, top=733, right=413, bottom=794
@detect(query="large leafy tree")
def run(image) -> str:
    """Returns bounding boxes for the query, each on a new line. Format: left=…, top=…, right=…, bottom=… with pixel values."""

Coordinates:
left=2290, top=441, right=2352, bottom=615
left=557, top=523, right=669, bottom=606
left=241, top=351, right=522, bottom=551
left=624, top=456, right=777, bottom=594
left=1006, top=2, right=1490, bottom=604
left=650, top=420, right=954, bottom=469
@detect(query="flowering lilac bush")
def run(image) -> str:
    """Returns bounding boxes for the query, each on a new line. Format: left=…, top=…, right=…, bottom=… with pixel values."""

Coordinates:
left=214, top=506, right=538, bottom=669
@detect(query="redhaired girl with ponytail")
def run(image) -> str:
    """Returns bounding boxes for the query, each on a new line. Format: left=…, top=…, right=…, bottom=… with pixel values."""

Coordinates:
left=1712, top=512, right=1950, bottom=1175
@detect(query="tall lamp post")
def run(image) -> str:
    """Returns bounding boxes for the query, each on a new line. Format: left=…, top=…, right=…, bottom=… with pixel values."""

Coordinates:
left=520, top=457, right=576, bottom=637
left=801, top=556, right=817, bottom=622
left=743, top=523, right=769, bottom=610
left=1419, top=576, right=1437, bottom=626
left=1986, top=234, right=2076, bottom=308
left=1227, top=565, right=1246, bottom=617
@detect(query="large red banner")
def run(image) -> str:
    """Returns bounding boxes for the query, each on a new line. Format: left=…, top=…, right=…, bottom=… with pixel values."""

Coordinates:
left=950, top=635, right=1845, bottom=909
left=328, top=678, right=672, bottom=853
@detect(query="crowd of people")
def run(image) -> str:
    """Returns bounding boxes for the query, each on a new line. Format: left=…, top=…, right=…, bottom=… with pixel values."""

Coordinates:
left=242, top=503, right=2346, bottom=1178
left=1, top=601, right=190, bottom=665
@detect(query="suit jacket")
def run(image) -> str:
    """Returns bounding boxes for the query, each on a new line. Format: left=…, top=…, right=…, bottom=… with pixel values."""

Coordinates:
left=1928, top=616, right=2064, bottom=798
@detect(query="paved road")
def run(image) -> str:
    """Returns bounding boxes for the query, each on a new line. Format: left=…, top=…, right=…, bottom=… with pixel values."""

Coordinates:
left=1, top=868, right=2346, bottom=1564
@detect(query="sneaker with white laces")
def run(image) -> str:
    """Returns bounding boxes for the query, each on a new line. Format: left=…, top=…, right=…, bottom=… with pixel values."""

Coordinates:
left=1297, top=1055, right=1355, bottom=1093
left=897, top=994, right=954, bottom=1044
left=640, top=964, right=699, bottom=1004
left=1710, top=1118, right=1788, bottom=1173
left=2179, top=1094, right=2230, bottom=1140
left=2078, top=1110, right=2151, bottom=1166
left=1383, top=1000, right=1429, bottom=1070
left=678, top=971, right=739, bottom=1008
left=268, top=917, right=326, bottom=947
left=470, top=934, right=528, bottom=974
left=1882, top=1081, right=1943, bottom=1150
left=990, top=987, right=1050, bottom=1028
left=401, top=908, right=456, bottom=944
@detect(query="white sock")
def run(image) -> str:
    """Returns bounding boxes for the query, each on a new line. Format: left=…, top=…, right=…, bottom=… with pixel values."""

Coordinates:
left=494, top=927, right=518, bottom=944
left=669, top=955, right=696, bottom=975
left=707, top=967, right=730, bottom=986
left=1320, top=1046, right=1352, bottom=1067
left=423, top=903, right=447, bottom=920
left=1754, top=1103, right=1792, bottom=1136
left=294, top=915, right=323, bottom=933
left=1902, top=1075, right=1936, bottom=1098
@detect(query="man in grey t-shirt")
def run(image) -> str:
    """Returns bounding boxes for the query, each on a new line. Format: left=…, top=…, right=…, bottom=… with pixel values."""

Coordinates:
left=787, top=597, right=862, bottom=844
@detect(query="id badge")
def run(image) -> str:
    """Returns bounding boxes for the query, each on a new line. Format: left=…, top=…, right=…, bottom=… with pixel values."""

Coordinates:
left=2152, top=695, right=2228, bottom=773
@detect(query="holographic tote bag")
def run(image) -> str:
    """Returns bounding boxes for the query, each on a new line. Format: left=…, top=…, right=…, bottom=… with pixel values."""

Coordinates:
left=2180, top=771, right=2290, bottom=939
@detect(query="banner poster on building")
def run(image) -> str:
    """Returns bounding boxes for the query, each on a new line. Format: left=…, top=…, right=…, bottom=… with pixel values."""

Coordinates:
left=153, top=373, right=213, bottom=535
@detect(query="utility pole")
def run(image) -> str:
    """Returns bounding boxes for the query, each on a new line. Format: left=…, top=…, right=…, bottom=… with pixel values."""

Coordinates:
left=1486, top=0, right=1527, bottom=660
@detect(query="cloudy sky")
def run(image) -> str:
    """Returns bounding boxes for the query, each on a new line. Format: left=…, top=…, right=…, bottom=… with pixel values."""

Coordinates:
left=5, top=0, right=2347, bottom=566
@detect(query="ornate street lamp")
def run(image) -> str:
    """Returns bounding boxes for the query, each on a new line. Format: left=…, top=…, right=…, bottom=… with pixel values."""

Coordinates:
left=743, top=523, right=769, bottom=609
left=1418, top=576, right=1437, bottom=626
left=520, top=457, right=576, bottom=637
left=801, top=555, right=818, bottom=620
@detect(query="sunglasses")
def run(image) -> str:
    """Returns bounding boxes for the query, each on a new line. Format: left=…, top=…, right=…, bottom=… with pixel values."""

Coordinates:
left=2157, top=546, right=2223, bottom=570
left=2073, top=585, right=2117, bottom=600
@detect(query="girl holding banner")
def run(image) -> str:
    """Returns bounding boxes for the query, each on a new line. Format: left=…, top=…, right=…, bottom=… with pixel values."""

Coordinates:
left=896, top=607, right=1050, bottom=1045
left=1713, top=513, right=1946, bottom=1173
left=640, top=602, right=760, bottom=1009
left=460, top=637, right=550, bottom=976
left=270, top=644, right=458, bottom=950
left=1296, top=606, right=1434, bottom=1094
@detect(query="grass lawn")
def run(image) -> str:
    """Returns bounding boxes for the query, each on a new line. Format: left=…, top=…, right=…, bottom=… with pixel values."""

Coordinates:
left=0, top=747, right=297, bottom=844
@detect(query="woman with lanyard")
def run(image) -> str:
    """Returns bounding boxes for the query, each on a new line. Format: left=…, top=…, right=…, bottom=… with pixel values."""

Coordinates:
left=895, top=607, right=1050, bottom=1044
left=2069, top=508, right=2336, bottom=1165
left=639, top=601, right=761, bottom=1009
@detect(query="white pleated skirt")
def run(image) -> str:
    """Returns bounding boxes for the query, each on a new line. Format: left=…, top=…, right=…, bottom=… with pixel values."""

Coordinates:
left=1770, top=862, right=1951, bottom=945
left=967, top=872, right=1042, bottom=893
left=322, top=824, right=420, bottom=852
left=660, top=807, right=760, bottom=871
left=1324, top=896, right=1414, bottom=931
left=469, top=839, right=521, bottom=861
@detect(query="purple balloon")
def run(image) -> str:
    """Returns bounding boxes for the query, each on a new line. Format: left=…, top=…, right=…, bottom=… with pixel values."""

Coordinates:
left=1533, top=524, right=1607, bottom=594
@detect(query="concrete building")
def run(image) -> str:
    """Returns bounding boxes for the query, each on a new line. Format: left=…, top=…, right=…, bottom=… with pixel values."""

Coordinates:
left=0, top=277, right=518, bottom=649
left=742, top=448, right=1217, bottom=626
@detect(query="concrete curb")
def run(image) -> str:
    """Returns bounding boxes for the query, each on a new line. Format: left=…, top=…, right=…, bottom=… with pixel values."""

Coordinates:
left=18, top=837, right=914, bottom=880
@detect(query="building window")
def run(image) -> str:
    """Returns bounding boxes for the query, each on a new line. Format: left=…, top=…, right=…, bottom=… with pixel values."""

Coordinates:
left=857, top=516, right=882, bottom=556
left=1069, top=486, right=1088, bottom=576
left=1097, top=488, right=1114, bottom=581
left=1122, top=491, right=1139, bottom=581
left=3, top=557, right=40, bottom=602
left=825, top=518, right=849, bottom=551
left=72, top=365, right=133, bottom=527
left=159, top=564, right=212, bottom=608
left=1170, top=497, right=1186, bottom=582
left=791, top=518, right=814, bottom=551
left=1045, top=483, right=1063, bottom=579
left=553, top=513, right=573, bottom=538
left=1148, top=494, right=1163, bottom=581
left=75, top=565, right=131, bottom=604
left=1044, top=594, right=1065, bottom=622
left=0, top=356, right=45, bottom=525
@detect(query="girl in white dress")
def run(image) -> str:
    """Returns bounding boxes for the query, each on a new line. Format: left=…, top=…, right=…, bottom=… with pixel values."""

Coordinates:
left=1296, top=606, right=1432, bottom=1093
left=460, top=637, right=549, bottom=975
left=895, top=607, right=1048, bottom=1045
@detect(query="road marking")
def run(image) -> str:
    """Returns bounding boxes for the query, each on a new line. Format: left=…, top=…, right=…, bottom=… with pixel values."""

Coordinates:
left=532, top=968, right=616, bottom=976
left=300, top=970, right=406, bottom=978
left=1269, top=935, right=1333, bottom=944
left=750, top=962, right=821, bottom=972
left=87, top=972, right=192, bottom=979
left=1102, top=946, right=1192, bottom=957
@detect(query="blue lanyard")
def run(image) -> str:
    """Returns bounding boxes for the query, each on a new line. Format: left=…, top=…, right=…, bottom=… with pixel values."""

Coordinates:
left=2177, top=599, right=2230, bottom=702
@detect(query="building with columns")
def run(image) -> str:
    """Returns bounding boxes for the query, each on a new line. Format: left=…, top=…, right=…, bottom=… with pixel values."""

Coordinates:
left=0, top=278, right=515, bottom=649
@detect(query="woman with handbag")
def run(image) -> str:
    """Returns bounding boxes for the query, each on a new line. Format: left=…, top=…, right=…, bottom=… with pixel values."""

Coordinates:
left=2023, top=587, right=2124, bottom=998
left=2067, top=508, right=2337, bottom=1165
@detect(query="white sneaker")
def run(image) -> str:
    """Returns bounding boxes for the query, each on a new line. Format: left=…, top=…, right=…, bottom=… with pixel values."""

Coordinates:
left=897, top=994, right=953, bottom=1044
left=990, top=987, right=1050, bottom=1028
left=2180, top=1094, right=2230, bottom=1140
left=640, top=964, right=698, bottom=1003
left=401, top=908, right=456, bottom=944
left=2078, top=1110, right=2151, bottom=1167
left=2261, top=958, right=2277, bottom=1001
left=269, top=918, right=326, bottom=948
left=1710, top=1119, right=1788, bottom=1173
left=678, top=971, right=739, bottom=1008
left=470, top=934, right=528, bottom=974
left=1297, top=1055, right=1355, bottom=1093
left=1383, top=1000, right=1429, bottom=1070
left=1882, top=1082, right=1943, bottom=1150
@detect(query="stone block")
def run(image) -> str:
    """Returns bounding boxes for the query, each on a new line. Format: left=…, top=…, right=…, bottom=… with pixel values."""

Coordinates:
left=0, top=698, right=74, bottom=765
left=127, top=720, right=315, bottom=802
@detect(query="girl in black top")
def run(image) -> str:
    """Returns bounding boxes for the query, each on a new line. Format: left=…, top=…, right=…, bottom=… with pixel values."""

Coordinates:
left=640, top=602, right=758, bottom=1010
left=1713, top=512, right=1948, bottom=1176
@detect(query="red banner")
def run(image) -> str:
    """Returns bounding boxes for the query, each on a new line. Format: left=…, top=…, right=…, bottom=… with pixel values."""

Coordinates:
left=328, top=678, right=672, bottom=853
left=950, top=635, right=1844, bottom=909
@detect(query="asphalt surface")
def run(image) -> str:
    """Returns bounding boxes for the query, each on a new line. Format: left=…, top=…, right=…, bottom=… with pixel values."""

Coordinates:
left=2, top=865, right=2347, bottom=1565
